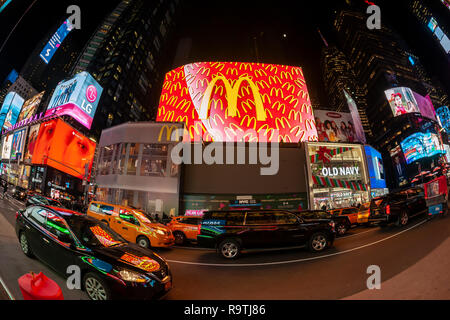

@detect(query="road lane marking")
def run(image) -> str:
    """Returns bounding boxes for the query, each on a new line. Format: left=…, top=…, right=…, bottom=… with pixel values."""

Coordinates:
left=0, top=273, right=15, bottom=300
left=166, top=220, right=428, bottom=267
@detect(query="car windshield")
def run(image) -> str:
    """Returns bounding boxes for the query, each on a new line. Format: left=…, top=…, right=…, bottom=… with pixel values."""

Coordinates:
left=67, top=217, right=126, bottom=248
left=34, top=195, right=61, bottom=207
left=133, top=210, right=156, bottom=224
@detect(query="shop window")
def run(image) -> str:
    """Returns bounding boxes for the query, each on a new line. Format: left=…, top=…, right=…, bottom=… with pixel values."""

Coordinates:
left=127, top=143, right=140, bottom=175
left=140, top=159, right=166, bottom=177
left=114, top=143, right=127, bottom=175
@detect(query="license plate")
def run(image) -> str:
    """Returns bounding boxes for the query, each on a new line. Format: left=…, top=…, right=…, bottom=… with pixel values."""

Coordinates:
left=165, top=281, right=172, bottom=291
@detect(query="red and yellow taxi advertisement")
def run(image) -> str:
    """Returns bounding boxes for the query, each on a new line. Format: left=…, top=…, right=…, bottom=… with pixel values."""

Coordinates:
left=156, top=62, right=318, bottom=143
left=31, top=119, right=96, bottom=180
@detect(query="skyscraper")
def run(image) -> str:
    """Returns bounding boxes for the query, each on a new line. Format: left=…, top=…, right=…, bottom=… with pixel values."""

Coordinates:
left=321, top=45, right=373, bottom=138
left=71, top=0, right=181, bottom=138
left=333, top=10, right=442, bottom=140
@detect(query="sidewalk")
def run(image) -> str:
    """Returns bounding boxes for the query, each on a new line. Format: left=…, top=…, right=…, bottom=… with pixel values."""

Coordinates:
left=343, top=224, right=450, bottom=300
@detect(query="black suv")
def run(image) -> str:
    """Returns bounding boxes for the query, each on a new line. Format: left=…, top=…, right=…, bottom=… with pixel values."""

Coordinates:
left=295, top=210, right=351, bottom=236
left=197, top=210, right=336, bottom=259
left=368, top=187, right=427, bottom=227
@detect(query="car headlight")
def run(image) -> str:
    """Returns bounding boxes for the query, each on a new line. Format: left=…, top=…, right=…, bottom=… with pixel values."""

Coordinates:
left=154, top=228, right=166, bottom=235
left=118, top=269, right=148, bottom=283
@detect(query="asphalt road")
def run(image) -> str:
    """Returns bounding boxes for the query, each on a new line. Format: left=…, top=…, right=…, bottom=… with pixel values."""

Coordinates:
left=0, top=195, right=449, bottom=300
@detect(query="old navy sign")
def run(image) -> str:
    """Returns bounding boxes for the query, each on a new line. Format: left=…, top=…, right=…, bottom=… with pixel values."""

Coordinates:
left=1, top=112, right=44, bottom=135
left=321, top=166, right=360, bottom=177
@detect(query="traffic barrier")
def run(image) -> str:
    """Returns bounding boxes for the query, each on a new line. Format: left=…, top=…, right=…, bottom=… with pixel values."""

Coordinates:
left=18, top=272, right=64, bottom=300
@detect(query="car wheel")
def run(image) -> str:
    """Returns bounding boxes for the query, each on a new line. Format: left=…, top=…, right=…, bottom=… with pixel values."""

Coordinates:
left=336, top=223, right=348, bottom=236
left=308, top=232, right=328, bottom=253
left=19, top=232, right=34, bottom=258
left=173, top=232, right=186, bottom=245
left=396, top=211, right=409, bottom=226
left=83, top=273, right=111, bottom=300
left=137, top=236, right=151, bottom=248
left=218, top=238, right=241, bottom=259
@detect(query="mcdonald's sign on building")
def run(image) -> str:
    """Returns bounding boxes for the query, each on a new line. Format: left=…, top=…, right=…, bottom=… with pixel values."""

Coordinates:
left=156, top=62, right=318, bottom=143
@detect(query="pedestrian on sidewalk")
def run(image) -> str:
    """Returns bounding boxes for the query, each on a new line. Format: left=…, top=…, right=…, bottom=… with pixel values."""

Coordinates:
left=2, top=181, right=8, bottom=200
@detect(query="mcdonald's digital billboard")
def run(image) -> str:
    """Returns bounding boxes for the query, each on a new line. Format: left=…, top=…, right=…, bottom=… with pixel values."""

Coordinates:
left=156, top=62, right=318, bottom=142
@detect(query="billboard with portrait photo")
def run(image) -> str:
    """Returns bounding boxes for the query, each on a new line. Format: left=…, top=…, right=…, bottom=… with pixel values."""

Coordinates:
left=31, top=119, right=96, bottom=180
left=10, top=128, right=27, bottom=161
left=385, top=87, right=420, bottom=117
left=314, top=110, right=358, bottom=143
left=1, top=133, right=12, bottom=160
left=24, top=124, right=41, bottom=164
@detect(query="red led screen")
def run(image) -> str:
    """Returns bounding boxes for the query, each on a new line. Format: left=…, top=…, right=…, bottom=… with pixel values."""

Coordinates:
left=156, top=62, right=318, bottom=142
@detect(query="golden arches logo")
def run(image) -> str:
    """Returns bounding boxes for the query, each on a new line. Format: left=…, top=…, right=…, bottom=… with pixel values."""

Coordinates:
left=158, top=125, right=181, bottom=142
left=198, top=75, right=266, bottom=122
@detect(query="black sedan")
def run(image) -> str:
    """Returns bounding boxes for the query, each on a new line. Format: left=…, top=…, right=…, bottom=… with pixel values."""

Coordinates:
left=11, top=186, right=27, bottom=201
left=16, top=205, right=172, bottom=300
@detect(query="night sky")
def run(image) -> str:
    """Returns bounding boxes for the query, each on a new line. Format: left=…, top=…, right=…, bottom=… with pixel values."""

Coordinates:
left=0, top=0, right=448, bottom=107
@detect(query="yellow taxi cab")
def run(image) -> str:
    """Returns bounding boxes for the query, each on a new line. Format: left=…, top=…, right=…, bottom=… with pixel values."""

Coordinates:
left=166, top=216, right=202, bottom=245
left=87, top=201, right=175, bottom=249
left=357, top=202, right=371, bottom=224
left=329, top=207, right=359, bottom=225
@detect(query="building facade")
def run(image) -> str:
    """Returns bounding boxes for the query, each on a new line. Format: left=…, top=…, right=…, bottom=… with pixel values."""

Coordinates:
left=95, top=122, right=183, bottom=218
left=71, top=0, right=181, bottom=139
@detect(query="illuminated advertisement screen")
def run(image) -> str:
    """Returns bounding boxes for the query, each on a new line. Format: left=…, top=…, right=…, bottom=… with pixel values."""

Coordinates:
left=344, top=89, right=366, bottom=144
left=412, top=91, right=436, bottom=121
left=46, top=72, right=103, bottom=129
left=400, top=132, right=445, bottom=164
left=436, top=106, right=450, bottom=133
left=1, top=134, right=12, bottom=160
left=10, top=128, right=27, bottom=161
left=40, top=19, right=74, bottom=64
left=444, top=144, right=450, bottom=163
left=17, top=91, right=44, bottom=123
left=31, top=119, right=96, bottom=180
left=24, top=124, right=41, bottom=164
left=364, top=146, right=386, bottom=189
left=4, top=69, right=18, bottom=84
left=0, top=92, right=24, bottom=130
left=156, top=62, right=318, bottom=142
left=314, top=110, right=359, bottom=143
left=390, top=145, right=408, bottom=187
left=385, top=87, right=419, bottom=117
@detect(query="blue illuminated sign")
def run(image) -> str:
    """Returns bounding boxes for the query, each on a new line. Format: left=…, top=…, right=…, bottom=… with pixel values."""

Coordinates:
left=364, top=146, right=386, bottom=189
left=436, top=106, right=450, bottom=133
left=400, top=132, right=445, bottom=164
left=0, top=92, right=24, bottom=130
left=0, top=0, right=12, bottom=14
left=39, top=19, right=74, bottom=64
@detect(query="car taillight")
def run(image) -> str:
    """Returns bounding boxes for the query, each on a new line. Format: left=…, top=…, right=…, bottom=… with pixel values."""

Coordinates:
left=15, top=211, right=20, bottom=219
left=386, top=205, right=391, bottom=215
left=197, top=224, right=202, bottom=235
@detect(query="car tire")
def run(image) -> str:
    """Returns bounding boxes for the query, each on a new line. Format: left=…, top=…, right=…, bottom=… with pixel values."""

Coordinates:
left=173, top=231, right=186, bottom=245
left=136, top=236, right=151, bottom=248
left=19, top=231, right=34, bottom=258
left=83, top=273, right=111, bottom=300
left=396, top=211, right=409, bottom=227
left=308, top=232, right=328, bottom=253
left=218, top=238, right=241, bottom=259
left=336, top=223, right=348, bottom=236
